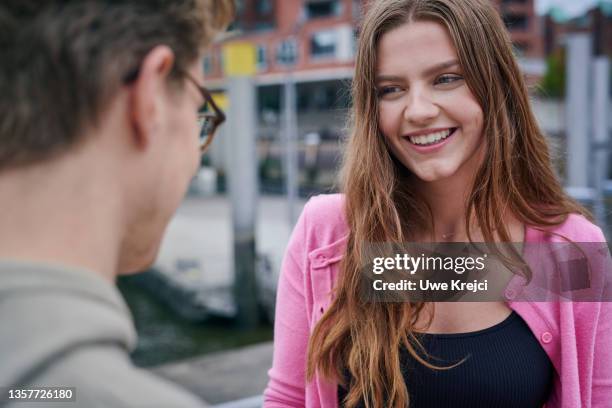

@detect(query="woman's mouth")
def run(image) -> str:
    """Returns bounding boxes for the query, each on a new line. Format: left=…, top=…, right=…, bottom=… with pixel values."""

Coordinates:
left=406, top=127, right=457, bottom=146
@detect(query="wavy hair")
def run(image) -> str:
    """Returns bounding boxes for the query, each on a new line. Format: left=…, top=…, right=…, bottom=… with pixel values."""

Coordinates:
left=307, top=0, right=589, bottom=407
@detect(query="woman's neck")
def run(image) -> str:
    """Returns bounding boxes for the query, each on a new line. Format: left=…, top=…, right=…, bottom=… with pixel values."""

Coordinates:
left=414, top=174, right=473, bottom=241
left=410, top=181, right=523, bottom=243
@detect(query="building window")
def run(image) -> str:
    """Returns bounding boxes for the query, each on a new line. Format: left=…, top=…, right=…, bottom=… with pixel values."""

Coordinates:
left=305, top=0, right=341, bottom=19
left=296, top=80, right=349, bottom=112
left=202, top=54, right=213, bottom=75
left=504, top=13, right=529, bottom=30
left=256, top=0, right=273, bottom=14
left=256, top=44, right=267, bottom=71
left=276, top=38, right=298, bottom=65
left=235, top=0, right=245, bottom=15
left=513, top=41, right=528, bottom=57
left=310, top=30, right=337, bottom=59
left=258, top=85, right=281, bottom=115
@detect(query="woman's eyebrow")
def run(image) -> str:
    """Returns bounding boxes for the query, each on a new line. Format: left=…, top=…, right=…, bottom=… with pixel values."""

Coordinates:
left=423, top=59, right=460, bottom=76
left=375, top=75, right=405, bottom=84
left=375, top=59, right=461, bottom=83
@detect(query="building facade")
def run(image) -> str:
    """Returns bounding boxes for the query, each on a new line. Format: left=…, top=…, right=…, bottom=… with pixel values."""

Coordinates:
left=205, top=0, right=358, bottom=86
left=493, top=0, right=544, bottom=58
left=206, top=0, right=545, bottom=85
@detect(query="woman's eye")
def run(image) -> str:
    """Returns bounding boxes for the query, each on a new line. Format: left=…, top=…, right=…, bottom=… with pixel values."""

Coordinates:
left=435, top=74, right=463, bottom=85
left=377, top=86, right=403, bottom=97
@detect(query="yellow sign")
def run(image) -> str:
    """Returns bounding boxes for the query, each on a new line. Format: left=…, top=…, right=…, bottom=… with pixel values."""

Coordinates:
left=210, top=92, right=229, bottom=110
left=222, top=42, right=257, bottom=76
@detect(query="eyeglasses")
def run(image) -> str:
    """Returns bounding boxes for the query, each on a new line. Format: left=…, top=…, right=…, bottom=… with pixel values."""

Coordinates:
left=123, top=67, right=225, bottom=153
left=183, top=72, right=226, bottom=153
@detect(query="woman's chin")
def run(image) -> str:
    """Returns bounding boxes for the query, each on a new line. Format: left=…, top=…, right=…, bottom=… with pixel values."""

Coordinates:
left=411, top=168, right=455, bottom=183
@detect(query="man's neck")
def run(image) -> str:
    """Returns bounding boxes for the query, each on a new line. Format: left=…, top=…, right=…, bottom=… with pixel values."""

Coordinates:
left=0, top=154, right=123, bottom=282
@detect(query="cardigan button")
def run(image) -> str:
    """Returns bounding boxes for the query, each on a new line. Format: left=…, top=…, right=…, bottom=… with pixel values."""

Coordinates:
left=314, top=253, right=327, bottom=267
left=541, top=332, right=553, bottom=344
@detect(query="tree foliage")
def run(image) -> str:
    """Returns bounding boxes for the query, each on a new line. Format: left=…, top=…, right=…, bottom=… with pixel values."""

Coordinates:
left=539, top=49, right=566, bottom=98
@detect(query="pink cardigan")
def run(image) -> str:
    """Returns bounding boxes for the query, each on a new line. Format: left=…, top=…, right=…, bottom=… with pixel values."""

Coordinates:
left=263, top=194, right=612, bottom=408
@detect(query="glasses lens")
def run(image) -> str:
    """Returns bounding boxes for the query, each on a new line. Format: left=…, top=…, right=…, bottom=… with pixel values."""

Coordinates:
left=198, top=114, right=216, bottom=147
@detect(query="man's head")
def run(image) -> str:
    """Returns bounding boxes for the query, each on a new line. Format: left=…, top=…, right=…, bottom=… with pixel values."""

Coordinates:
left=0, top=0, right=234, bottom=274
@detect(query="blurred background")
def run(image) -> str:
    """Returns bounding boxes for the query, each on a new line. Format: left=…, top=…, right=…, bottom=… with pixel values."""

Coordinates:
left=117, top=0, right=612, bottom=406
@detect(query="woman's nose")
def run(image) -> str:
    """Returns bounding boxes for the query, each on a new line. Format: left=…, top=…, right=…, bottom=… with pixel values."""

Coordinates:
left=402, top=90, right=439, bottom=125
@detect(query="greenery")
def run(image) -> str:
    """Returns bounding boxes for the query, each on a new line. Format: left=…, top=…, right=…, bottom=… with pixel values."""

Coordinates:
left=258, top=157, right=283, bottom=183
left=539, top=49, right=566, bottom=98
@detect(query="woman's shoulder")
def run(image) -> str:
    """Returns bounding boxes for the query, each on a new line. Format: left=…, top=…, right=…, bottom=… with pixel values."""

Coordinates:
left=292, top=193, right=349, bottom=257
left=302, top=193, right=346, bottom=226
left=530, top=213, right=607, bottom=243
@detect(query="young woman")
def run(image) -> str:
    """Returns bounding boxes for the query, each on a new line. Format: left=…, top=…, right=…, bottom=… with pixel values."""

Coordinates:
left=263, top=0, right=611, bottom=407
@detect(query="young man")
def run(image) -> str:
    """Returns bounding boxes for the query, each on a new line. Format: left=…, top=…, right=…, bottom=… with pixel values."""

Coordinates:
left=0, top=1, right=233, bottom=406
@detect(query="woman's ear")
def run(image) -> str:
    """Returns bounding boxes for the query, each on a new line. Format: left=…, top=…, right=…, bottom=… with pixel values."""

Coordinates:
left=127, top=45, right=175, bottom=150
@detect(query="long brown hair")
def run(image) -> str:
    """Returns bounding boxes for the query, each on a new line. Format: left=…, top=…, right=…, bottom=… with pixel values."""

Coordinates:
left=307, top=0, right=589, bottom=407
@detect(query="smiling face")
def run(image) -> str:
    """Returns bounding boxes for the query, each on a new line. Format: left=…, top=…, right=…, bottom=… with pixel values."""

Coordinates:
left=376, top=20, right=485, bottom=185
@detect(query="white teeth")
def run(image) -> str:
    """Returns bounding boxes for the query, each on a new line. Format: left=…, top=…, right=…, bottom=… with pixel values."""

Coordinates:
left=408, top=129, right=452, bottom=145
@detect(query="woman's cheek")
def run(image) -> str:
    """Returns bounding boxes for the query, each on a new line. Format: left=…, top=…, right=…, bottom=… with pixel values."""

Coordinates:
left=378, top=106, right=398, bottom=140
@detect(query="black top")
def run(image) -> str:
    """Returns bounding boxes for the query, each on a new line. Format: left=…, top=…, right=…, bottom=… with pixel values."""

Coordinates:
left=338, top=311, right=554, bottom=407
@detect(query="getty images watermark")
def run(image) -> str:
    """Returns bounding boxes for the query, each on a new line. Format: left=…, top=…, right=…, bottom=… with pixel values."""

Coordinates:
left=372, top=251, right=489, bottom=293
left=359, top=241, right=612, bottom=302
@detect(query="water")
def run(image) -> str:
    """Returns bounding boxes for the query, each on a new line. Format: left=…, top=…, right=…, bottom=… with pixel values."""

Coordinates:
left=117, top=276, right=273, bottom=368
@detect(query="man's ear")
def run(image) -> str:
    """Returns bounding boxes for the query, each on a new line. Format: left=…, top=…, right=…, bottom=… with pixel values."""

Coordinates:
left=127, top=45, right=175, bottom=150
